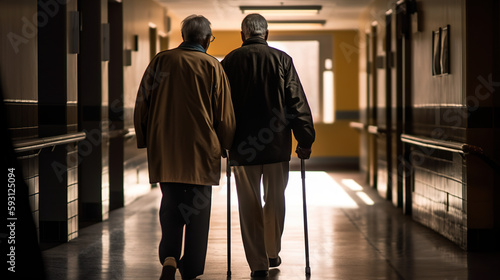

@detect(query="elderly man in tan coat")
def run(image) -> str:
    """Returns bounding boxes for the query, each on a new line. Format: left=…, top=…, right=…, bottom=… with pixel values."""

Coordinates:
left=134, top=15, right=235, bottom=280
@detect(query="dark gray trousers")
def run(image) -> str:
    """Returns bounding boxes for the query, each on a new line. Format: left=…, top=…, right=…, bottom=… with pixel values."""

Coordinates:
left=159, top=183, right=212, bottom=279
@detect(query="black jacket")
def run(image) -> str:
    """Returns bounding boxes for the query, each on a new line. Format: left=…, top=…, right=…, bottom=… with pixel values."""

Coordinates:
left=221, top=37, right=315, bottom=166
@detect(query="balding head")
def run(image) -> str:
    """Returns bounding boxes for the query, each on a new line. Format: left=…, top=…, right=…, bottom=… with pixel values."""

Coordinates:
left=241, top=13, right=268, bottom=40
left=181, top=15, right=212, bottom=46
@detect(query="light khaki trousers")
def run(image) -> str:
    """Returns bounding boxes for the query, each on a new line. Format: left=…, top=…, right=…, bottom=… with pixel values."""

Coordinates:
left=233, top=161, right=289, bottom=271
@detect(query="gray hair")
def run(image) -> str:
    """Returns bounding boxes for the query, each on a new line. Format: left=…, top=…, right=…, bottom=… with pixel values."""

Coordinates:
left=181, top=15, right=212, bottom=44
left=241, top=13, right=268, bottom=38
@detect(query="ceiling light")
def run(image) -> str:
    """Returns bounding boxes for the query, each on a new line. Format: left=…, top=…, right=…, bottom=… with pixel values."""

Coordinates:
left=239, top=5, right=322, bottom=16
left=268, top=20, right=326, bottom=27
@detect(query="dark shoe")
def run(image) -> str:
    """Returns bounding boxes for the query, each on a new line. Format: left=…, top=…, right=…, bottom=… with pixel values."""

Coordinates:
left=159, top=265, right=176, bottom=280
left=269, top=256, right=282, bottom=268
left=251, top=270, right=269, bottom=278
left=159, top=257, right=176, bottom=280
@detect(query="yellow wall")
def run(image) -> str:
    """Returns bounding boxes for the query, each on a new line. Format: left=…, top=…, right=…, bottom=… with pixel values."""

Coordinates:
left=333, top=31, right=360, bottom=112
left=123, top=0, right=167, bottom=128
left=208, top=31, right=242, bottom=56
left=168, top=27, right=360, bottom=158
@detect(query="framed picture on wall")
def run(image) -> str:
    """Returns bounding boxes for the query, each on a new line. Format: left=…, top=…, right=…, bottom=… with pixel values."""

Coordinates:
left=432, top=28, right=441, bottom=76
left=441, top=25, right=450, bottom=74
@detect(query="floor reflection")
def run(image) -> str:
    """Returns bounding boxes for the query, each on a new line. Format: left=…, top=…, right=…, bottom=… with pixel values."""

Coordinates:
left=42, top=171, right=500, bottom=280
left=286, top=171, right=358, bottom=208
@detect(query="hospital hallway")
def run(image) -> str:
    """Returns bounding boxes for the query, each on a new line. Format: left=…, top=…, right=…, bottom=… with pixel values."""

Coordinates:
left=3, top=0, right=500, bottom=279
left=41, top=168, right=500, bottom=280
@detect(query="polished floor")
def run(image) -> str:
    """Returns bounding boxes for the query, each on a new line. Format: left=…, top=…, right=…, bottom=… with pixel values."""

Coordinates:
left=42, top=170, right=500, bottom=280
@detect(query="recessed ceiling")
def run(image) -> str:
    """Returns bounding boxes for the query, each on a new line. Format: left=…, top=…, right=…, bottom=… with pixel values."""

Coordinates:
left=153, top=0, right=374, bottom=30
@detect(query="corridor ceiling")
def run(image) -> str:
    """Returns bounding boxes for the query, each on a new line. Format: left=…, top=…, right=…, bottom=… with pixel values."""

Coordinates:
left=153, top=0, right=374, bottom=30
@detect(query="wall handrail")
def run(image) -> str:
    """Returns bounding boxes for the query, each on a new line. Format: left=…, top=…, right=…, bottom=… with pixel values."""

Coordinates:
left=13, top=132, right=87, bottom=153
left=400, top=133, right=483, bottom=154
left=367, top=125, right=379, bottom=135
left=401, top=133, right=500, bottom=172
left=124, top=128, right=136, bottom=139
left=108, top=129, right=129, bottom=139
left=349, top=121, right=365, bottom=131
left=349, top=122, right=388, bottom=135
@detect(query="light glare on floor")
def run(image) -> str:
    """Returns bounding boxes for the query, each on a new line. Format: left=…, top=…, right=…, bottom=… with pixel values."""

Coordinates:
left=356, top=192, right=375, bottom=205
left=286, top=171, right=358, bottom=208
left=220, top=171, right=361, bottom=208
left=341, top=178, right=375, bottom=206
left=341, top=179, right=363, bottom=191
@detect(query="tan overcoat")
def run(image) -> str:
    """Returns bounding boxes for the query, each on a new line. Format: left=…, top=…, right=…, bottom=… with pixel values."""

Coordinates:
left=134, top=44, right=235, bottom=185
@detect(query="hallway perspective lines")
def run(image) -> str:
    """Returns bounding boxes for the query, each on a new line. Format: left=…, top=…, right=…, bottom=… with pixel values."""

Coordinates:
left=43, top=171, right=500, bottom=280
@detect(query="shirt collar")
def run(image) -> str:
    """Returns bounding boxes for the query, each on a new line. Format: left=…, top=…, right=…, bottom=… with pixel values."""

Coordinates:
left=242, top=37, right=268, bottom=47
left=178, top=41, right=206, bottom=53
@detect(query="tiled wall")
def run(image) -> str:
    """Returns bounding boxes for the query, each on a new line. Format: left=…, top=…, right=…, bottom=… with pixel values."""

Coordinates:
left=1, top=0, right=40, bottom=237
left=411, top=148, right=467, bottom=248
left=408, top=0, right=470, bottom=248
left=411, top=0, right=498, bottom=250
left=36, top=0, right=81, bottom=243
left=67, top=144, right=79, bottom=240
left=0, top=0, right=170, bottom=245
left=1, top=0, right=85, bottom=243
left=77, top=0, right=110, bottom=224
left=358, top=0, right=499, bottom=250
left=20, top=154, right=40, bottom=239
left=410, top=106, right=467, bottom=248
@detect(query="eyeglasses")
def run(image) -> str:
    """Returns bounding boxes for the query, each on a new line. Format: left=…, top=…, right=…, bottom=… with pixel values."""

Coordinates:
left=210, top=35, right=215, bottom=42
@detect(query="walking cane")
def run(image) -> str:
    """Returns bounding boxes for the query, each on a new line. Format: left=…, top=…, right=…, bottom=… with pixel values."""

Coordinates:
left=301, top=158, right=311, bottom=276
left=226, top=155, right=231, bottom=277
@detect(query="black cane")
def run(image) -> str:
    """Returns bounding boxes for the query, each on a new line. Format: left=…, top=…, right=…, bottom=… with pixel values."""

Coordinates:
left=301, top=158, right=311, bottom=276
left=226, top=155, right=231, bottom=277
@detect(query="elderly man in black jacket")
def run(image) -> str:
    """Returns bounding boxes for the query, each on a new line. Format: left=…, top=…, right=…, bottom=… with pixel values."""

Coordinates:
left=221, top=13, right=315, bottom=278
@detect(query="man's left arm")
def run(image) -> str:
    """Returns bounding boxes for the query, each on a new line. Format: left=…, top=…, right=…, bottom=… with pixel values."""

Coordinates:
left=213, top=66, right=236, bottom=151
left=284, top=58, right=316, bottom=158
left=133, top=62, right=155, bottom=149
